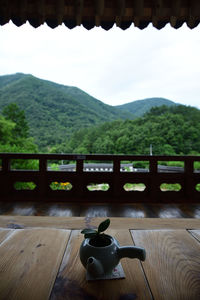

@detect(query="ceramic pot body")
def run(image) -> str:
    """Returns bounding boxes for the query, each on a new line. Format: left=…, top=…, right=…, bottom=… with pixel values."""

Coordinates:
left=80, top=234, right=119, bottom=275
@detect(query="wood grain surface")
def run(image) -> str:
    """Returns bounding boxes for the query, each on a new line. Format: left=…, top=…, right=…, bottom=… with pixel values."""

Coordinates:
left=0, top=217, right=200, bottom=300
left=50, top=229, right=152, bottom=300
left=0, top=228, right=14, bottom=244
left=189, top=229, right=200, bottom=242
left=0, top=228, right=71, bottom=300
left=131, top=229, right=200, bottom=300
left=0, top=215, right=200, bottom=230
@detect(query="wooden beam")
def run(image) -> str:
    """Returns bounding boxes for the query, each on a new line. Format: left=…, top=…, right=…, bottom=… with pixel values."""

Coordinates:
left=1, top=0, right=11, bottom=20
left=38, top=0, right=45, bottom=24
left=170, top=0, right=181, bottom=27
left=171, top=0, right=181, bottom=16
left=18, top=0, right=27, bottom=19
left=152, top=0, right=165, bottom=28
left=187, top=16, right=198, bottom=29
left=187, top=0, right=200, bottom=28
left=1, top=0, right=200, bottom=30
left=95, top=0, right=104, bottom=26
left=116, top=0, right=126, bottom=27
left=95, top=0, right=104, bottom=16
left=56, top=0, right=65, bottom=25
left=170, top=16, right=178, bottom=28
left=117, top=0, right=125, bottom=16
left=75, top=0, right=84, bottom=26
left=190, top=0, right=200, bottom=18
left=134, top=0, right=144, bottom=17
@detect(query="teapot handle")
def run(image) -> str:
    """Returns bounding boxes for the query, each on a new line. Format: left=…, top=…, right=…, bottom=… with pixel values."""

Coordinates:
left=117, top=246, right=146, bottom=261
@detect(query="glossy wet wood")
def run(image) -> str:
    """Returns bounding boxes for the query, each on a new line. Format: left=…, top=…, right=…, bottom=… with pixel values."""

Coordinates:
left=0, top=202, right=200, bottom=219
left=0, top=217, right=199, bottom=300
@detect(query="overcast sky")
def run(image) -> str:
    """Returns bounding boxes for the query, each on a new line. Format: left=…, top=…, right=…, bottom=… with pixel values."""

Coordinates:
left=1, top=21, right=200, bottom=108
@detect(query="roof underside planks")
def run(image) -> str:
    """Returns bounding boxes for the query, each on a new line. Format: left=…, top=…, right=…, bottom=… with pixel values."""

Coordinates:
left=0, top=0, right=200, bottom=30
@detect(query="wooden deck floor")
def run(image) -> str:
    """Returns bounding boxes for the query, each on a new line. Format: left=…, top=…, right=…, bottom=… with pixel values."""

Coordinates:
left=0, top=202, right=200, bottom=218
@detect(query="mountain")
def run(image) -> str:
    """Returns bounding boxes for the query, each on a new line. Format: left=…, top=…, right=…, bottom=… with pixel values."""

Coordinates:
left=0, top=73, right=179, bottom=151
left=62, top=105, right=200, bottom=155
left=0, top=73, right=133, bottom=150
left=116, top=98, right=176, bottom=117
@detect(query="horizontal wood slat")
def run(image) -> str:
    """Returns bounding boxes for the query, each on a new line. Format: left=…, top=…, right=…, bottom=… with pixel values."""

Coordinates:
left=0, top=216, right=200, bottom=230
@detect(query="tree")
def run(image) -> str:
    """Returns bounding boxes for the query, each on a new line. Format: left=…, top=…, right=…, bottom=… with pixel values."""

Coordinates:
left=2, top=103, right=29, bottom=139
left=0, top=103, right=38, bottom=157
left=51, top=104, right=200, bottom=156
left=0, top=115, right=15, bottom=144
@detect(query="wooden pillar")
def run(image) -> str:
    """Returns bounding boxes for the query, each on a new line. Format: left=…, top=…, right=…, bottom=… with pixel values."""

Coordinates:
left=184, top=158, right=194, bottom=201
left=76, top=155, right=85, bottom=198
left=113, top=158, right=121, bottom=198
left=116, top=0, right=125, bottom=27
left=1, top=156, right=11, bottom=198
left=149, top=157, right=159, bottom=202
left=38, top=157, right=47, bottom=198
left=95, top=0, right=104, bottom=26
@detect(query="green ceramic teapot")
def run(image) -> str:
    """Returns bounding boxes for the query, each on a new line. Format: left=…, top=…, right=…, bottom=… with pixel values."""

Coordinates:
left=79, top=219, right=146, bottom=277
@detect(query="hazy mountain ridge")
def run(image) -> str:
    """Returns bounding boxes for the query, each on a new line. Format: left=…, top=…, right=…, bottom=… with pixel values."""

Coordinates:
left=0, top=73, right=26, bottom=89
left=116, top=98, right=176, bottom=117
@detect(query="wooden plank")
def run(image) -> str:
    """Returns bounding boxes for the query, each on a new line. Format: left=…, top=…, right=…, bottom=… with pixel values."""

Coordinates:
left=0, top=228, right=71, bottom=300
left=50, top=229, right=152, bottom=300
left=131, top=229, right=200, bottom=300
left=189, top=229, right=200, bottom=242
left=1, top=202, right=199, bottom=218
left=0, top=228, right=14, bottom=244
left=0, top=216, right=200, bottom=230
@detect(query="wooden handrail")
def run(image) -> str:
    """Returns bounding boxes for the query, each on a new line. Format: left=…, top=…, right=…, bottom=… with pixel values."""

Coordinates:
left=0, top=153, right=200, bottom=203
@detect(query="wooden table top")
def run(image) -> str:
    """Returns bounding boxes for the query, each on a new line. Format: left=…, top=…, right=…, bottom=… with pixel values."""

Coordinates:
left=0, top=216, right=200, bottom=300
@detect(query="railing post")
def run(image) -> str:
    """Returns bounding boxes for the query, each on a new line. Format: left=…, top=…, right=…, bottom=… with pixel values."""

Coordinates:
left=39, top=157, right=47, bottom=198
left=76, top=156, right=84, bottom=198
left=184, top=158, right=194, bottom=201
left=1, top=156, right=11, bottom=197
left=113, top=158, right=121, bottom=197
left=149, top=157, right=159, bottom=202
left=76, top=158, right=84, bottom=173
left=2, top=157, right=10, bottom=172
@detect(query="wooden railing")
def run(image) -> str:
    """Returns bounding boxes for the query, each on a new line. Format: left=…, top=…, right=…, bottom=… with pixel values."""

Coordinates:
left=0, top=153, right=200, bottom=203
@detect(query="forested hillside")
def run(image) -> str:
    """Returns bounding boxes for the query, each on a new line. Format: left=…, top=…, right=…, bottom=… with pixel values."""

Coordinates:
left=52, top=105, right=200, bottom=155
left=0, top=73, right=133, bottom=150
left=0, top=73, right=178, bottom=151
left=116, top=98, right=176, bottom=117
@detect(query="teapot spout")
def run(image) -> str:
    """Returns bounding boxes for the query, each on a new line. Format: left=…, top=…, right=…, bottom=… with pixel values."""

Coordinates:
left=86, top=257, right=104, bottom=277
left=118, top=246, right=146, bottom=261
